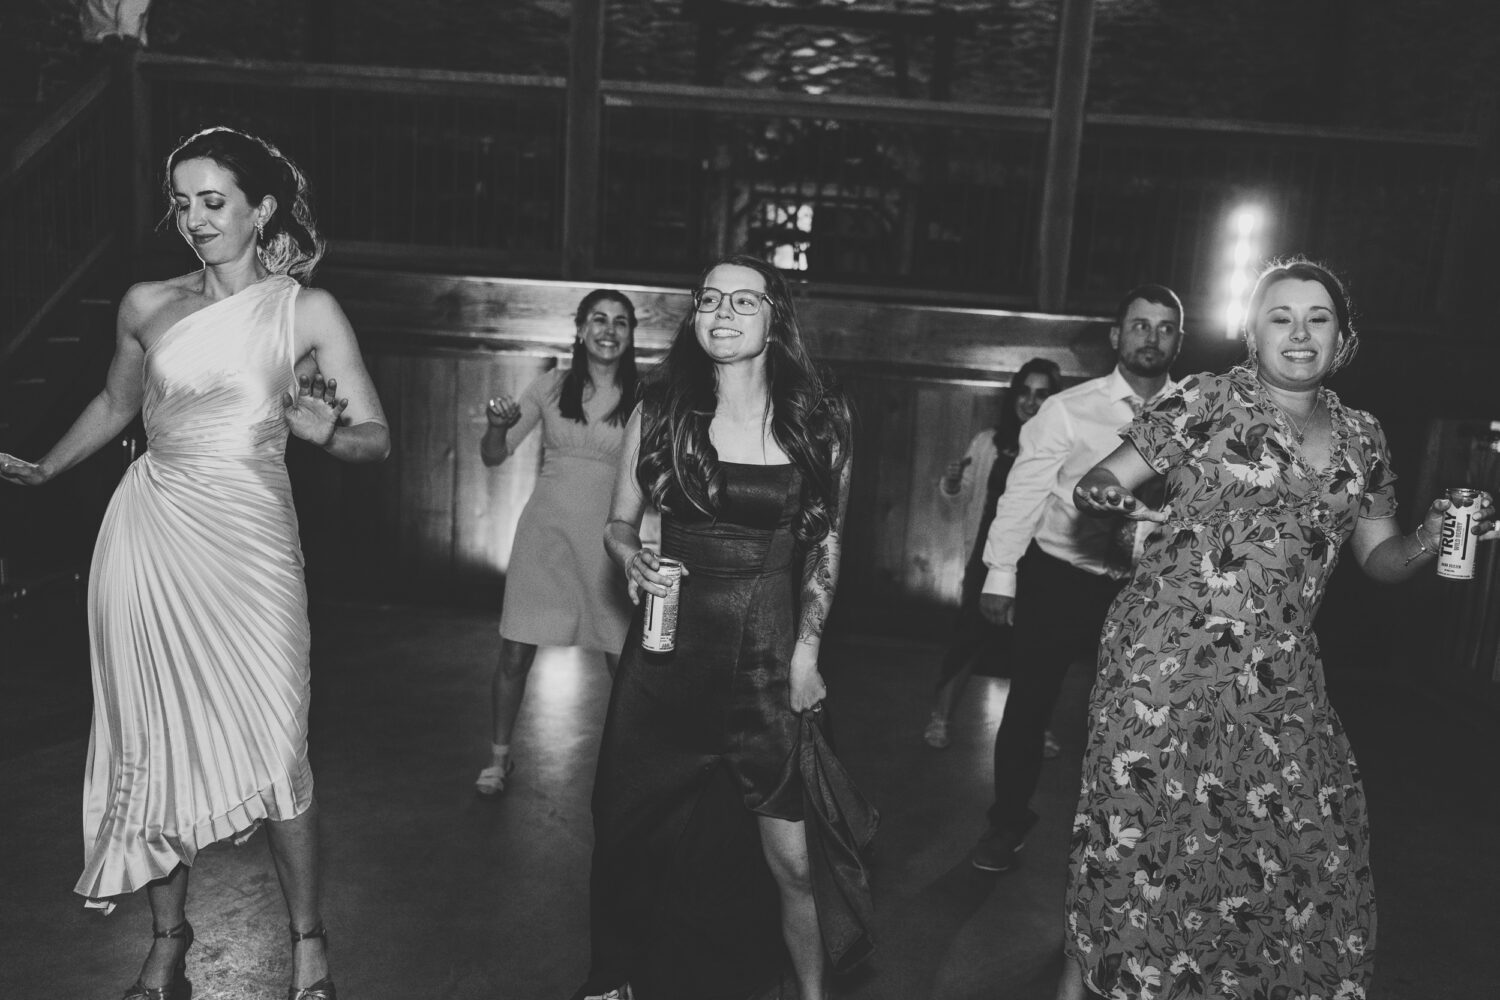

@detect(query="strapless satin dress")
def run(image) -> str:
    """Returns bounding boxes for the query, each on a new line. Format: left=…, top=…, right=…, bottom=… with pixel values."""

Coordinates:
left=586, top=462, right=876, bottom=1000
left=75, top=274, right=314, bottom=906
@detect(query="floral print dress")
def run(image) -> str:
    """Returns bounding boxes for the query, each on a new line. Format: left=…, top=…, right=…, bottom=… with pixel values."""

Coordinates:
left=1064, top=368, right=1396, bottom=1000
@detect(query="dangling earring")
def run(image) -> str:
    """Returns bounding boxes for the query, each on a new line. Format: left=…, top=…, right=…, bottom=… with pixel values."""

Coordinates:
left=255, top=218, right=266, bottom=242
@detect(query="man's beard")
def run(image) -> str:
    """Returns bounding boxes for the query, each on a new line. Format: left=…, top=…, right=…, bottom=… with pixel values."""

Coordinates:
left=1121, top=349, right=1172, bottom=377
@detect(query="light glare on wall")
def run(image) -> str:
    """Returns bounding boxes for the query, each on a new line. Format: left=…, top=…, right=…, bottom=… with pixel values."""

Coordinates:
left=1220, top=204, right=1266, bottom=337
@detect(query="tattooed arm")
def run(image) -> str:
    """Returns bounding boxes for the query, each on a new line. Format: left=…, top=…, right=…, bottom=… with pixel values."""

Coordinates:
left=789, top=453, right=853, bottom=712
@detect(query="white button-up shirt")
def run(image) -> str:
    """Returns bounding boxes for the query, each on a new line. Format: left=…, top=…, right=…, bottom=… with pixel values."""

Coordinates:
left=981, top=366, right=1177, bottom=598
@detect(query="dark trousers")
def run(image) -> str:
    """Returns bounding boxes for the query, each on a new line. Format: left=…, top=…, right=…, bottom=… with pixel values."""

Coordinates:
left=987, top=544, right=1121, bottom=832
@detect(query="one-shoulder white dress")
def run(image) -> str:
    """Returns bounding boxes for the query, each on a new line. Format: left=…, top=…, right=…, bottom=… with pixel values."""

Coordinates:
left=75, top=274, right=314, bottom=907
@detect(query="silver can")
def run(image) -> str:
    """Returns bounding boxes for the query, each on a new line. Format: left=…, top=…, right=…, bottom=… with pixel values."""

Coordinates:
left=641, top=557, right=684, bottom=652
left=1437, top=487, right=1481, bottom=581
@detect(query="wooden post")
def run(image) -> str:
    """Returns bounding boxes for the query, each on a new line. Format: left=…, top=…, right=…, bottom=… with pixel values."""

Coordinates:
left=126, top=49, right=153, bottom=273
left=930, top=9, right=954, bottom=101
left=563, top=0, right=606, bottom=280
left=1036, top=0, right=1096, bottom=312
left=1437, top=96, right=1495, bottom=324
left=693, top=0, right=719, bottom=86
left=306, top=0, right=337, bottom=62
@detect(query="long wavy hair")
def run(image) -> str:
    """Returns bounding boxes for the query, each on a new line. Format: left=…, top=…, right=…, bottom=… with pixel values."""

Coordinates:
left=162, top=126, right=325, bottom=283
left=559, top=289, right=639, bottom=427
left=996, top=357, right=1063, bottom=453
left=638, top=254, right=851, bottom=545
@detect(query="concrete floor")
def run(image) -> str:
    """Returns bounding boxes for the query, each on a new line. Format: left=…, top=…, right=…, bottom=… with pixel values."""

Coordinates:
left=1, top=601, right=1493, bottom=999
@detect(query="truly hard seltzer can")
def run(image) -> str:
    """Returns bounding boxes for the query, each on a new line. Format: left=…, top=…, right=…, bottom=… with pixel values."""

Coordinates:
left=1437, top=487, right=1481, bottom=581
left=641, top=557, right=684, bottom=652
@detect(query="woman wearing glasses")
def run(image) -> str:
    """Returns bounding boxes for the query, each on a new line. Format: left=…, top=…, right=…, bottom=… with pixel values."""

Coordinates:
left=576, top=255, right=874, bottom=1000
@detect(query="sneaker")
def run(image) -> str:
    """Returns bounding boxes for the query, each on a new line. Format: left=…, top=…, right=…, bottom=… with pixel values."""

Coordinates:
left=1042, top=729, right=1061, bottom=759
left=582, top=988, right=633, bottom=1000
left=971, top=815, right=1038, bottom=872
left=923, top=712, right=951, bottom=749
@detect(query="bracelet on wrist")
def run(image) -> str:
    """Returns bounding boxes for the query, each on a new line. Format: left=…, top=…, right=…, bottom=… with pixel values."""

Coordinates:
left=1404, top=525, right=1435, bottom=565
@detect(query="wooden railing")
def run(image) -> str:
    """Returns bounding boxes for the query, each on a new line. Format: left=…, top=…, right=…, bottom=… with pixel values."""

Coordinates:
left=123, top=53, right=1485, bottom=325
left=135, top=57, right=570, bottom=276
left=0, top=68, right=125, bottom=364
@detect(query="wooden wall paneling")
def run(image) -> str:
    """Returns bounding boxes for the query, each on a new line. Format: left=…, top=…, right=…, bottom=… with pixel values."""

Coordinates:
left=864, top=374, right=916, bottom=603
left=830, top=369, right=879, bottom=618
left=318, top=268, right=1115, bottom=379
left=359, top=350, right=407, bottom=598
left=396, top=355, right=459, bottom=600
left=303, top=267, right=1130, bottom=630
left=450, top=354, right=553, bottom=607
left=902, top=384, right=952, bottom=604
left=904, top=382, right=990, bottom=607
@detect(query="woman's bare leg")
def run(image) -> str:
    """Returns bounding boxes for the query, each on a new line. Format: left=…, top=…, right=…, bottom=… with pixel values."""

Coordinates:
left=760, top=815, right=825, bottom=1000
left=932, top=658, right=976, bottom=721
left=136, top=864, right=190, bottom=987
left=489, top=639, right=540, bottom=747
left=266, top=803, right=329, bottom=989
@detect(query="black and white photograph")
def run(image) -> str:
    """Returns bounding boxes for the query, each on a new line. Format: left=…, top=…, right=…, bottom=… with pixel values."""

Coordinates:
left=2, top=2, right=1498, bottom=998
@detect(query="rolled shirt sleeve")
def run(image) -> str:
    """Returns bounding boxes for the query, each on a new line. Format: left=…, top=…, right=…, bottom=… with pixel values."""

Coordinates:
left=981, top=396, right=1075, bottom=598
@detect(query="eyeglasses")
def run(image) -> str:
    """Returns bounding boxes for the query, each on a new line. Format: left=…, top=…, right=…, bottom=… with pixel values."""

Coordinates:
left=693, top=287, right=770, bottom=316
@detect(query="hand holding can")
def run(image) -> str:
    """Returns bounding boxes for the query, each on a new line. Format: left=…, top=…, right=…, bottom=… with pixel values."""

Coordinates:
left=625, top=548, right=683, bottom=602
left=640, top=556, right=685, bottom=652
left=1436, top=487, right=1495, bottom=580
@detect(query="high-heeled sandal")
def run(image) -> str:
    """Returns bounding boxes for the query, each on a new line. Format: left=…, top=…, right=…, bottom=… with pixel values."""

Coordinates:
left=122, top=918, right=194, bottom=1000
left=288, top=923, right=337, bottom=1000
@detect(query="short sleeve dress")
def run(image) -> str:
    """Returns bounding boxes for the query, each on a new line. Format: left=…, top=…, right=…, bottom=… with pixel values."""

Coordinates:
left=1064, top=367, right=1396, bottom=999
left=499, top=370, right=634, bottom=653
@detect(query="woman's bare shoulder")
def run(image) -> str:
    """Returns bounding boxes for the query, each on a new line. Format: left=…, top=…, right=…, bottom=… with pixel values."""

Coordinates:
left=118, top=274, right=202, bottom=336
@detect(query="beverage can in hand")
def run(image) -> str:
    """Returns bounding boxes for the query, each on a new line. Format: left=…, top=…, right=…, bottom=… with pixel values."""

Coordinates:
left=641, top=557, right=684, bottom=651
left=1437, top=487, right=1481, bottom=580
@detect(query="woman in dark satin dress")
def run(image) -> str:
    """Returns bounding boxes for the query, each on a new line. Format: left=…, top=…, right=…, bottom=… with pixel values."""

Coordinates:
left=579, top=255, right=873, bottom=1000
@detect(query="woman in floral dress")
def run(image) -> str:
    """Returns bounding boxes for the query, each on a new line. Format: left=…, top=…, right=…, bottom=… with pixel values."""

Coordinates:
left=1058, top=259, right=1495, bottom=1000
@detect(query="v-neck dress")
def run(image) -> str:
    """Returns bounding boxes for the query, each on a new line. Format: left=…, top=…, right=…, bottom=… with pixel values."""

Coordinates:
left=498, top=368, right=634, bottom=652
left=75, top=275, right=313, bottom=906
left=1064, top=367, right=1396, bottom=999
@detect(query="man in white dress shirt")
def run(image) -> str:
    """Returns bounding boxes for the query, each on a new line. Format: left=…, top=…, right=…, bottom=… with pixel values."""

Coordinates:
left=970, top=284, right=1185, bottom=872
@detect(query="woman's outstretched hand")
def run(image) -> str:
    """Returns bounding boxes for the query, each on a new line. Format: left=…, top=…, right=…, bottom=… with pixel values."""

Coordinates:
left=624, top=547, right=688, bottom=605
left=0, top=452, right=45, bottom=486
left=485, top=394, right=522, bottom=429
left=1074, top=482, right=1170, bottom=523
left=940, top=455, right=971, bottom=494
left=284, top=372, right=348, bottom=447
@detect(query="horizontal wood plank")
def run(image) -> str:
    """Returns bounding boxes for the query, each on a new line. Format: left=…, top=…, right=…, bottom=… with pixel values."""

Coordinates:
left=319, top=267, right=1116, bottom=379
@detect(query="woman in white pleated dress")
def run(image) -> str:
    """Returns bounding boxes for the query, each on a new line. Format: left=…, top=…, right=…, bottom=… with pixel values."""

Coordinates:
left=2, top=126, right=388, bottom=1000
